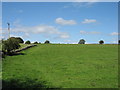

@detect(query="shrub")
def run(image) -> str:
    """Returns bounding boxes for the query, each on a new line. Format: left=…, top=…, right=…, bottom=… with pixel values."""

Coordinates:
left=25, top=40, right=31, bottom=44
left=44, top=40, right=50, bottom=44
left=118, top=40, right=120, bottom=44
left=2, top=38, right=20, bottom=54
left=33, top=41, right=38, bottom=44
left=99, top=40, right=104, bottom=44
left=9, top=37, right=24, bottom=43
left=78, top=39, right=85, bottom=44
left=15, top=37, right=24, bottom=43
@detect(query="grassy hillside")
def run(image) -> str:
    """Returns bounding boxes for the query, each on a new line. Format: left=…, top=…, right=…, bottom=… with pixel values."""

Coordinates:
left=2, top=44, right=118, bottom=88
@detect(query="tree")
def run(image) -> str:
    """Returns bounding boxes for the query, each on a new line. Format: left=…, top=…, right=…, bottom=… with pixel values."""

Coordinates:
left=2, top=38, right=20, bottom=54
left=33, top=41, right=38, bottom=44
left=118, top=40, right=120, bottom=44
left=25, top=40, right=31, bottom=44
left=99, top=40, right=104, bottom=44
left=78, top=39, right=85, bottom=44
left=15, top=37, right=24, bottom=43
left=44, top=40, right=50, bottom=44
left=9, top=37, right=24, bottom=43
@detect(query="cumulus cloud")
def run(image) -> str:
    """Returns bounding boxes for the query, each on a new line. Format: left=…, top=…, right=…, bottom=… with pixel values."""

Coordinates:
left=12, top=24, right=70, bottom=39
left=58, top=32, right=70, bottom=38
left=24, top=33, right=30, bottom=37
left=90, top=31, right=101, bottom=34
left=81, top=19, right=97, bottom=24
left=63, top=1, right=97, bottom=9
left=80, top=30, right=87, bottom=34
left=80, top=30, right=101, bottom=34
left=72, top=2, right=95, bottom=8
left=110, top=32, right=120, bottom=36
left=55, top=18, right=77, bottom=25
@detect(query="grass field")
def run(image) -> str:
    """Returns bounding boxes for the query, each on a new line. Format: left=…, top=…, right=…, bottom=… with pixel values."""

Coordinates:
left=2, top=44, right=118, bottom=88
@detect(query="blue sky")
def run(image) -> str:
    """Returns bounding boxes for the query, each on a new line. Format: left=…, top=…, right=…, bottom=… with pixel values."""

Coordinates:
left=2, top=2, right=118, bottom=44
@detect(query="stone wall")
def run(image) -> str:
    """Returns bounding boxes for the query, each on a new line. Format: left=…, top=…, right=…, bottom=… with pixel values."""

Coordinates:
left=15, top=44, right=37, bottom=52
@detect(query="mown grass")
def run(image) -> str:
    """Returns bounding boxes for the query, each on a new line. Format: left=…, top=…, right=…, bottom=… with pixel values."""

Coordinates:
left=2, top=44, right=118, bottom=88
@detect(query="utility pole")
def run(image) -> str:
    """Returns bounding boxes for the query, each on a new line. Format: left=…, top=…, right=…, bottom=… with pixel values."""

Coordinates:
left=7, top=22, right=10, bottom=38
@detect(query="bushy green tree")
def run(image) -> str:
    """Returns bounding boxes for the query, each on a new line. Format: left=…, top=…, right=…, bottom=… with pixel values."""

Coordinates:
left=33, top=41, right=38, bottom=44
left=44, top=40, right=50, bottom=44
left=118, top=40, right=120, bottom=44
left=16, top=37, right=24, bottom=43
left=78, top=39, right=85, bottom=44
left=25, top=40, right=31, bottom=44
left=99, top=40, right=104, bottom=44
left=10, top=37, right=24, bottom=43
left=2, top=38, right=20, bottom=54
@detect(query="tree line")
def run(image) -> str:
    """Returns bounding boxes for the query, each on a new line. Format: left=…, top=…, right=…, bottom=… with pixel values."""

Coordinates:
left=1, top=37, right=51, bottom=56
left=78, top=39, right=105, bottom=44
left=1, top=37, right=120, bottom=57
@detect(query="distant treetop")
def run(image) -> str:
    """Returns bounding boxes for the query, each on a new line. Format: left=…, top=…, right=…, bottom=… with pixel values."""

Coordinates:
left=25, top=40, right=31, bottom=44
left=78, top=39, right=86, bottom=44
left=44, top=40, right=50, bottom=44
left=99, top=40, right=104, bottom=44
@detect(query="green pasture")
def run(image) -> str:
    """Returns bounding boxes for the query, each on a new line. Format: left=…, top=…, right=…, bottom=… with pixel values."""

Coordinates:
left=2, top=44, right=118, bottom=88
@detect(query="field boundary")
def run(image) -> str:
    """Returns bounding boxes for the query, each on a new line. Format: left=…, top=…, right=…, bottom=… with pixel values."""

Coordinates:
left=0, top=44, right=37, bottom=58
left=15, top=44, right=37, bottom=52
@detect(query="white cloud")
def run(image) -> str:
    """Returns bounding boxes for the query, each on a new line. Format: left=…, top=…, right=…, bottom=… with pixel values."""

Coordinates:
left=110, top=32, right=120, bottom=36
left=80, top=30, right=87, bottom=34
left=12, top=24, right=70, bottom=39
left=80, top=30, right=101, bottom=34
left=24, top=33, right=30, bottom=37
left=72, top=2, right=95, bottom=8
left=80, top=31, right=86, bottom=34
left=82, top=19, right=97, bottom=24
left=55, top=18, right=77, bottom=25
left=90, top=31, right=101, bottom=34
left=59, top=32, right=70, bottom=38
